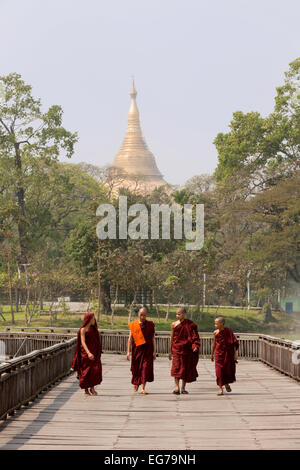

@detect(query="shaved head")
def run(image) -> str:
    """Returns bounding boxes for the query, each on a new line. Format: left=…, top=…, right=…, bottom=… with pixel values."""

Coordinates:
left=138, top=307, right=148, bottom=322
left=139, top=307, right=148, bottom=315
left=176, top=307, right=187, bottom=315
left=215, top=316, right=225, bottom=325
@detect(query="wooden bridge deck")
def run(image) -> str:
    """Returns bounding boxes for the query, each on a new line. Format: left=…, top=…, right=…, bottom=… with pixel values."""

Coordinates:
left=0, top=355, right=300, bottom=450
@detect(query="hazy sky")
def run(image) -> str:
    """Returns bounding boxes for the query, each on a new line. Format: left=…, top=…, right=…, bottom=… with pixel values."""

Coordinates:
left=1, top=0, right=299, bottom=185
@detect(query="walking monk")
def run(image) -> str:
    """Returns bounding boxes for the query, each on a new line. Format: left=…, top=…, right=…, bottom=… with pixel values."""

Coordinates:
left=127, top=307, right=156, bottom=395
left=169, top=307, right=200, bottom=394
left=211, top=317, right=239, bottom=396
left=71, top=313, right=102, bottom=396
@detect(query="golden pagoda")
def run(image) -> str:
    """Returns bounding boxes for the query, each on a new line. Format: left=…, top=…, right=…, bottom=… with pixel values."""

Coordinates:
left=108, top=81, right=167, bottom=193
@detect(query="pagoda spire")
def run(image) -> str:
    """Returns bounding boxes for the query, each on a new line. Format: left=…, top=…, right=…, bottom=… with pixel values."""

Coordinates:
left=130, top=78, right=137, bottom=97
left=113, top=81, right=165, bottom=181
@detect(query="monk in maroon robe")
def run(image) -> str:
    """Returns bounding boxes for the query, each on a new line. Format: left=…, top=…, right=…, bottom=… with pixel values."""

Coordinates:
left=71, top=313, right=102, bottom=395
left=127, top=307, right=156, bottom=394
left=211, top=317, right=239, bottom=396
left=169, top=307, right=200, bottom=394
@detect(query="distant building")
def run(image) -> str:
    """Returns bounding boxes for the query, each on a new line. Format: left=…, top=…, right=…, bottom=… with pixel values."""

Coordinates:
left=107, top=81, right=168, bottom=194
left=281, top=266, right=300, bottom=313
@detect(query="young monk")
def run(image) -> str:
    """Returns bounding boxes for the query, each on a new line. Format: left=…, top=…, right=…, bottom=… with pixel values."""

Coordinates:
left=211, top=316, right=239, bottom=396
left=71, top=312, right=102, bottom=396
left=169, top=307, right=200, bottom=394
left=126, top=307, right=156, bottom=395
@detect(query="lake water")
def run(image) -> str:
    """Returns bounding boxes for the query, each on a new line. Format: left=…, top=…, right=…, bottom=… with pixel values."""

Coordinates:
left=262, top=328, right=300, bottom=342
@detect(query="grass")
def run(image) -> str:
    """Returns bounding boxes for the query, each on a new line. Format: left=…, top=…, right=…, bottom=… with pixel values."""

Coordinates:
left=0, top=304, right=298, bottom=336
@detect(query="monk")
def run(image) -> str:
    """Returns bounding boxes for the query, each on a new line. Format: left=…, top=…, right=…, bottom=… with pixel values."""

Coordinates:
left=71, top=312, right=102, bottom=396
left=169, top=307, right=200, bottom=394
left=127, top=307, right=156, bottom=395
left=211, top=317, right=239, bottom=396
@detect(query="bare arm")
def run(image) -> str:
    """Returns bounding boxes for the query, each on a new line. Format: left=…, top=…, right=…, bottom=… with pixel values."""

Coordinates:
left=211, top=333, right=216, bottom=361
left=80, top=328, right=94, bottom=360
left=126, top=332, right=132, bottom=360
left=153, top=334, right=156, bottom=360
left=169, top=324, right=174, bottom=360
left=234, top=345, right=238, bottom=361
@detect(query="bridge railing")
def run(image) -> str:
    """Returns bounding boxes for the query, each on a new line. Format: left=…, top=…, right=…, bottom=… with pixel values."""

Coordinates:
left=259, top=335, right=300, bottom=381
left=0, top=338, right=76, bottom=421
left=0, top=329, right=260, bottom=358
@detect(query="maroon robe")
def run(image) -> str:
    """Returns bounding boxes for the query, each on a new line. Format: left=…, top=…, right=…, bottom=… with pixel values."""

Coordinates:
left=171, top=319, right=200, bottom=383
left=71, top=313, right=102, bottom=389
left=214, top=327, right=239, bottom=387
left=131, top=320, right=155, bottom=385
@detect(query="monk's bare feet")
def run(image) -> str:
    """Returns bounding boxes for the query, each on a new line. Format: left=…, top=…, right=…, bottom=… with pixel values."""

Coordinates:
left=90, top=387, right=98, bottom=395
left=217, top=388, right=224, bottom=396
left=181, top=390, right=189, bottom=394
left=84, top=389, right=91, bottom=396
left=225, top=384, right=232, bottom=392
left=133, top=385, right=139, bottom=391
left=139, top=389, right=148, bottom=395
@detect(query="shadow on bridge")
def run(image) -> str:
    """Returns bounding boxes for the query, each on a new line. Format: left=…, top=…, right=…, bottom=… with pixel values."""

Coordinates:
left=0, top=373, right=78, bottom=450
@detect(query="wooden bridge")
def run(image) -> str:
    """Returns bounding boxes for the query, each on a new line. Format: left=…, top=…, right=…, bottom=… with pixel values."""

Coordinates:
left=0, top=329, right=300, bottom=450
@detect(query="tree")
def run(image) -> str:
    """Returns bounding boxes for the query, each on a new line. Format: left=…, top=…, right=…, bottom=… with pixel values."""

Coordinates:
left=214, top=58, right=300, bottom=188
left=184, top=174, right=216, bottom=195
left=0, top=72, right=77, bottom=271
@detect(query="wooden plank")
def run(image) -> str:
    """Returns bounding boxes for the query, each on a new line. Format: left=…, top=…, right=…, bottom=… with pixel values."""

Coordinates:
left=0, top=355, right=300, bottom=450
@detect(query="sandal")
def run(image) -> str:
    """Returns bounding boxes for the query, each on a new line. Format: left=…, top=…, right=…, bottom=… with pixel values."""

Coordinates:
left=181, top=390, right=189, bottom=394
left=225, top=384, right=231, bottom=392
left=173, top=390, right=180, bottom=395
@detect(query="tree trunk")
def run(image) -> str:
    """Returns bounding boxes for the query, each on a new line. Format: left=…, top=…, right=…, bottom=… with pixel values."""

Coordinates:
left=152, top=291, right=160, bottom=323
left=27, top=298, right=37, bottom=327
left=141, top=288, right=145, bottom=306
left=124, top=291, right=129, bottom=308
left=13, top=142, right=28, bottom=270
left=101, top=282, right=112, bottom=314
left=49, top=301, right=55, bottom=327
left=15, top=287, right=19, bottom=313
left=198, top=303, right=204, bottom=322
left=97, top=240, right=101, bottom=321
left=150, top=290, right=153, bottom=310
left=111, top=285, right=118, bottom=326
left=86, top=290, right=92, bottom=313
left=0, top=304, right=5, bottom=321
left=7, top=259, right=15, bottom=324
left=24, top=288, right=30, bottom=327
left=39, top=281, right=43, bottom=311
left=165, top=302, right=170, bottom=321
left=189, top=305, right=193, bottom=321
left=128, top=292, right=137, bottom=323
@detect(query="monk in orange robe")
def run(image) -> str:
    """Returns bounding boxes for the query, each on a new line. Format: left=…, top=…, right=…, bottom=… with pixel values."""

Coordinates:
left=71, top=313, right=102, bottom=396
left=127, top=307, right=156, bottom=395
left=169, top=307, right=200, bottom=394
left=211, top=317, right=239, bottom=396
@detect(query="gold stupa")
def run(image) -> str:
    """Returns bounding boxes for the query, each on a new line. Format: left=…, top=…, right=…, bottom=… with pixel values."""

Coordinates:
left=109, top=81, right=167, bottom=193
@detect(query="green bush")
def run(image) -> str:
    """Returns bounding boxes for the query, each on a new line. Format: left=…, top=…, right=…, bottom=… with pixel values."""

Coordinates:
left=261, top=302, right=274, bottom=323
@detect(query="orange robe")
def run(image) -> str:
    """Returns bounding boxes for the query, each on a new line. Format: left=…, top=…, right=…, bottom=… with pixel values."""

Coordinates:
left=130, top=320, right=155, bottom=385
